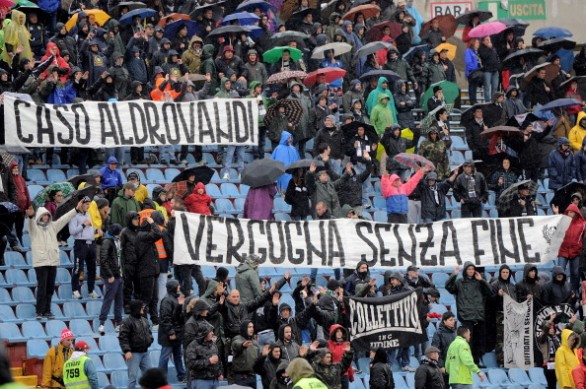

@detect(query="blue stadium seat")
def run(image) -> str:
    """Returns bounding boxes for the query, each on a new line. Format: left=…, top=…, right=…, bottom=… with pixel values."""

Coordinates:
left=349, top=379, right=366, bottom=389
left=0, top=305, right=17, bottom=321
left=450, top=150, right=465, bottom=165
left=450, top=135, right=468, bottom=150
left=392, top=373, right=409, bottom=389
left=221, top=183, right=243, bottom=198
left=164, top=168, right=181, bottom=182
left=146, top=168, right=167, bottom=183
left=205, top=183, right=223, bottom=198
left=111, top=371, right=129, bottom=388
left=0, top=323, right=25, bottom=342
left=60, top=251, right=72, bottom=267
left=274, top=197, right=292, bottom=213
left=47, top=169, right=67, bottom=182
left=66, top=168, right=80, bottom=178
left=427, top=322, right=437, bottom=338
left=0, top=273, right=6, bottom=286
left=373, top=196, right=386, bottom=210
left=27, top=339, right=49, bottom=359
left=432, top=272, right=450, bottom=287
left=63, top=301, right=91, bottom=320
left=508, top=368, right=533, bottom=386
left=487, top=368, right=512, bottom=386
left=234, top=198, right=245, bottom=213
left=210, top=170, right=223, bottom=183
left=215, top=198, right=236, bottom=214
left=438, top=289, right=455, bottom=305
left=405, top=373, right=415, bottom=387
left=483, top=351, right=498, bottom=368
left=57, top=284, right=73, bottom=301
left=93, top=319, right=116, bottom=334
left=528, top=368, right=548, bottom=386
left=373, top=210, right=387, bottom=222
left=202, top=153, right=220, bottom=167
left=28, top=184, right=44, bottom=200
left=27, top=169, right=48, bottom=184
left=16, top=303, right=37, bottom=320
left=5, top=269, right=31, bottom=287
left=100, top=335, right=122, bottom=353
left=528, top=385, right=546, bottom=389
left=104, top=353, right=127, bottom=371
left=4, top=252, right=27, bottom=269
left=240, top=184, right=250, bottom=197
left=430, top=303, right=448, bottom=316
left=12, top=286, right=36, bottom=303
left=0, top=288, right=13, bottom=305
left=361, top=211, right=373, bottom=220
left=45, top=320, right=68, bottom=338
left=275, top=213, right=292, bottom=221
left=97, top=372, right=109, bottom=386
left=22, top=321, right=48, bottom=339
left=55, top=268, right=72, bottom=285
left=76, top=336, right=101, bottom=355
left=69, top=319, right=94, bottom=337
left=86, top=300, right=104, bottom=317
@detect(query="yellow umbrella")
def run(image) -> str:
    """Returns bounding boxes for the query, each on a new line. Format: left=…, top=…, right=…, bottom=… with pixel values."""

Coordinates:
left=65, top=9, right=111, bottom=31
left=435, top=42, right=457, bottom=61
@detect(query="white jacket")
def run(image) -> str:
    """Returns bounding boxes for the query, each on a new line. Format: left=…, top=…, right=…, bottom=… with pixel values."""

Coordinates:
left=29, top=207, right=77, bottom=267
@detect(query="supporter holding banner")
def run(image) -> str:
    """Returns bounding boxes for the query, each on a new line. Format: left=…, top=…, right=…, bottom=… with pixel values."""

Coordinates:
left=503, top=294, right=534, bottom=369
left=3, top=93, right=259, bottom=148
left=173, top=212, right=570, bottom=268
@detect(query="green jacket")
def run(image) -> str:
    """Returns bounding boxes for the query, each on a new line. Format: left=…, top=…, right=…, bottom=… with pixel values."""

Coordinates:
left=445, top=261, right=492, bottom=322
left=293, top=377, right=329, bottom=389
left=232, top=333, right=259, bottom=374
left=370, top=94, right=394, bottom=136
left=445, top=335, right=480, bottom=385
left=111, top=190, right=141, bottom=226
left=200, top=44, right=217, bottom=94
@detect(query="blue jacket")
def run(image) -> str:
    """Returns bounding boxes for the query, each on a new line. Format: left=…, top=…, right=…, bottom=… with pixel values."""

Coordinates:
left=464, top=48, right=480, bottom=77
left=271, top=131, right=300, bottom=192
left=575, top=149, right=586, bottom=182
left=548, top=149, right=576, bottom=190
left=100, top=157, right=124, bottom=189
left=47, top=83, right=77, bottom=104
left=386, top=193, right=409, bottom=214
left=38, top=0, right=60, bottom=13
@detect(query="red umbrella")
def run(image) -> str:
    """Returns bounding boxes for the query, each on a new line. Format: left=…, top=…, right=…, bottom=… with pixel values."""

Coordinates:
left=365, top=21, right=402, bottom=42
left=0, top=0, right=15, bottom=7
left=468, top=21, right=507, bottom=38
left=303, top=68, right=346, bottom=87
left=342, top=4, right=380, bottom=21
left=420, top=15, right=458, bottom=39
left=393, top=153, right=435, bottom=170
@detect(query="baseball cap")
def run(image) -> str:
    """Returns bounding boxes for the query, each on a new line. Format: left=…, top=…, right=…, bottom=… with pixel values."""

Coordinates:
left=74, top=341, right=90, bottom=351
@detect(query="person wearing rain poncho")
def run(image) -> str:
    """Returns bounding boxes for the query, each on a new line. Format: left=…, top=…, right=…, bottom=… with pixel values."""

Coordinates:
left=365, top=76, right=398, bottom=124
left=271, top=131, right=300, bottom=193
left=1, top=10, right=33, bottom=67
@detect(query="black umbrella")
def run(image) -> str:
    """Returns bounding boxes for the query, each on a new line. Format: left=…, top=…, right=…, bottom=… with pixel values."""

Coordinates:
left=241, top=159, right=285, bottom=188
left=403, top=44, right=429, bottom=63
left=172, top=165, right=215, bottom=184
left=285, top=159, right=324, bottom=174
left=55, top=186, right=102, bottom=220
left=271, top=31, right=309, bottom=43
left=506, top=112, right=544, bottom=129
left=560, top=76, right=586, bottom=89
left=497, top=180, right=537, bottom=212
left=539, top=38, right=576, bottom=52
left=68, top=173, right=100, bottom=190
left=353, top=41, right=393, bottom=60
left=460, top=102, right=491, bottom=126
left=552, top=182, right=586, bottom=213
left=358, top=69, right=402, bottom=83
left=189, top=1, right=225, bottom=18
left=456, top=9, right=493, bottom=25
left=207, top=25, right=251, bottom=38
left=498, top=18, right=530, bottom=37
left=341, top=121, right=379, bottom=144
left=502, top=48, right=545, bottom=69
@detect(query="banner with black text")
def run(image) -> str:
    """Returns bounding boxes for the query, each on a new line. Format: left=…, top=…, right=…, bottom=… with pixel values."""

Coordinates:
left=3, top=93, right=259, bottom=148
left=503, top=294, right=534, bottom=369
left=349, top=291, right=427, bottom=353
left=173, top=213, right=570, bottom=268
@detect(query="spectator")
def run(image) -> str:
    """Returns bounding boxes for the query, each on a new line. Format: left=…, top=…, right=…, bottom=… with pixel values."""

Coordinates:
left=285, top=168, right=311, bottom=220
left=275, top=324, right=301, bottom=362
left=119, top=300, right=154, bottom=389
left=464, top=38, right=483, bottom=105
left=69, top=196, right=97, bottom=300
left=422, top=50, right=446, bottom=93
left=311, top=344, right=353, bottom=389
left=417, top=170, right=457, bottom=223
left=110, top=182, right=142, bottom=226
left=414, top=346, right=444, bottom=389
left=515, top=264, right=543, bottom=306
left=478, top=36, right=500, bottom=102
left=405, top=265, right=434, bottom=289
left=42, top=329, right=74, bottom=389
left=381, top=164, right=427, bottom=223
left=488, top=157, right=518, bottom=201
left=138, top=368, right=171, bottom=389
left=286, top=358, right=328, bottom=389
left=7, top=162, right=30, bottom=251
left=232, top=320, right=260, bottom=388
left=63, top=341, right=99, bottom=389
left=453, top=160, right=488, bottom=218
left=100, top=156, right=124, bottom=201
left=556, top=329, right=580, bottom=389
left=570, top=112, right=586, bottom=152
left=538, top=319, right=561, bottom=388
left=313, top=115, right=346, bottom=174
left=418, top=126, right=451, bottom=180
left=548, top=137, right=576, bottom=191
left=243, top=184, right=277, bottom=220
left=371, top=94, right=395, bottom=136
left=445, top=326, right=486, bottom=387
left=158, top=280, right=186, bottom=382
left=431, top=311, right=457, bottom=387
left=524, top=67, right=553, bottom=108
left=126, top=172, right=149, bottom=204
left=235, top=254, right=263, bottom=304
left=381, top=124, right=417, bottom=177
left=306, top=162, right=349, bottom=218
left=369, top=347, right=394, bottom=389
left=503, top=86, right=527, bottom=118
left=463, top=107, right=490, bottom=163
left=184, top=183, right=213, bottom=215
left=254, top=344, right=283, bottom=389
left=488, top=265, right=517, bottom=366
left=272, top=131, right=300, bottom=193
left=98, top=224, right=123, bottom=335
left=542, top=266, right=575, bottom=307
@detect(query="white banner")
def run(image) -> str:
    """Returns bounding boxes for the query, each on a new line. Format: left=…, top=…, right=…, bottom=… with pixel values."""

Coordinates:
left=504, top=294, right=534, bottom=369
left=173, top=213, right=570, bottom=268
left=3, top=93, right=259, bottom=148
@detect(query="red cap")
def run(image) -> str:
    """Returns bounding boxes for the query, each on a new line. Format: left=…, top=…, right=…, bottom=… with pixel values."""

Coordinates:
left=74, top=341, right=90, bottom=351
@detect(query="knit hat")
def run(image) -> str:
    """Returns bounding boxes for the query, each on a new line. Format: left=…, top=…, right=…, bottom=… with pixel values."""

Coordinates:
left=216, top=267, right=229, bottom=281
left=325, top=114, right=336, bottom=123
left=108, top=223, right=122, bottom=236
left=138, top=368, right=168, bottom=389
left=327, top=279, right=340, bottom=291
left=61, top=328, right=74, bottom=341
left=123, top=182, right=137, bottom=191
left=425, top=346, right=441, bottom=356
left=558, top=137, right=570, bottom=147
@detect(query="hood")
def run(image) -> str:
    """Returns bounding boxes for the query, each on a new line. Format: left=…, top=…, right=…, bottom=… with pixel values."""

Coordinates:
left=125, top=211, right=139, bottom=229
left=35, top=207, right=52, bottom=225
left=189, top=35, right=203, bottom=47
left=316, top=33, right=329, bottom=46
left=286, top=358, right=315, bottom=384
left=505, top=85, right=518, bottom=97
left=131, top=80, right=142, bottom=91
left=219, top=77, right=229, bottom=91
left=561, top=328, right=580, bottom=349
left=44, top=41, right=61, bottom=57
left=194, top=182, right=206, bottom=193
left=355, top=260, right=368, bottom=272
left=523, top=264, right=537, bottom=282
left=160, top=38, right=171, bottom=46
left=193, top=299, right=210, bottom=317
left=106, top=156, right=118, bottom=165
left=498, top=264, right=511, bottom=283
left=389, top=271, right=404, bottom=284
left=377, top=92, right=389, bottom=104
left=8, top=161, right=18, bottom=173
left=11, top=9, right=25, bottom=25
left=222, top=45, right=235, bottom=56
left=203, top=279, right=218, bottom=299
left=372, top=347, right=388, bottom=364
left=389, top=174, right=401, bottom=184
left=565, top=204, right=585, bottom=221
left=195, top=320, right=214, bottom=343
left=328, top=12, right=340, bottom=23
left=279, top=131, right=293, bottom=145
left=279, top=303, right=292, bottom=316
left=328, top=323, right=348, bottom=341
left=463, top=261, right=476, bottom=277
left=349, top=79, right=361, bottom=92
left=151, top=211, right=165, bottom=226
left=395, top=80, right=406, bottom=94
left=240, top=319, right=253, bottom=338
left=341, top=20, right=352, bottom=33
left=152, top=186, right=166, bottom=202
left=249, top=80, right=261, bottom=91
left=129, top=300, right=144, bottom=318
left=142, top=197, right=155, bottom=210
left=552, top=266, right=567, bottom=284
left=333, top=28, right=347, bottom=42
left=276, top=360, right=289, bottom=375
left=376, top=76, right=389, bottom=89
left=576, top=111, right=586, bottom=129
left=202, top=44, right=215, bottom=60
left=277, top=324, right=292, bottom=342
left=383, top=270, right=393, bottom=285
left=165, top=279, right=180, bottom=296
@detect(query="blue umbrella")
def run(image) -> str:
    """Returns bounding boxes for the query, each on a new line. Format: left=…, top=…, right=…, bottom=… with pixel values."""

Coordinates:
left=540, top=98, right=582, bottom=111
left=221, top=12, right=260, bottom=26
left=534, top=26, right=573, bottom=39
left=164, top=20, right=201, bottom=39
left=119, top=7, right=156, bottom=25
left=236, top=0, right=271, bottom=12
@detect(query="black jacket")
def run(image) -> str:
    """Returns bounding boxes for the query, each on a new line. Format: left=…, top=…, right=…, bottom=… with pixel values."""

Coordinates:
left=336, top=163, right=372, bottom=208
left=100, top=234, right=121, bottom=279
left=313, top=127, right=345, bottom=160
left=254, top=350, right=282, bottom=389
left=185, top=321, right=223, bottom=380
left=118, top=300, right=154, bottom=353
left=369, top=361, right=394, bottom=389
left=285, top=178, right=311, bottom=219
left=542, top=266, right=574, bottom=306
left=119, top=212, right=139, bottom=272
left=0, top=168, right=17, bottom=204
left=414, top=358, right=445, bottom=389
left=453, top=171, right=488, bottom=204
left=219, top=290, right=273, bottom=339
left=417, top=179, right=452, bottom=221
left=135, top=221, right=163, bottom=278
left=515, top=264, right=542, bottom=305
left=431, top=322, right=456, bottom=368
left=158, top=280, right=185, bottom=347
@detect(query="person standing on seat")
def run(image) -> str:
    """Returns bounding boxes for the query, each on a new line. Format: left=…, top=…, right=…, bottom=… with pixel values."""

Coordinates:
left=69, top=196, right=98, bottom=300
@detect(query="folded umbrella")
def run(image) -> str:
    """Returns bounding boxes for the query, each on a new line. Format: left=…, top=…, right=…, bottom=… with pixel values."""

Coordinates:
left=262, top=46, right=303, bottom=64
left=468, top=21, right=507, bottom=38
left=434, top=42, right=457, bottom=61
left=538, top=38, right=576, bottom=52
left=365, top=21, right=402, bottom=42
left=311, top=42, right=352, bottom=59
left=266, top=70, right=307, bottom=84
left=33, top=182, right=75, bottom=209
left=172, top=165, right=215, bottom=184
left=497, top=180, right=538, bottom=212
left=342, top=4, right=380, bottom=21
left=540, top=98, right=582, bottom=111
left=302, top=68, right=346, bottom=87
left=341, top=122, right=379, bottom=144
left=241, top=159, right=285, bottom=188
left=65, top=9, right=110, bottom=31
left=502, top=48, right=544, bottom=69
left=236, top=0, right=271, bottom=12
left=393, top=153, right=435, bottom=170
left=119, top=7, right=156, bottom=25
left=420, top=14, right=457, bottom=39
left=55, top=186, right=101, bottom=220
left=264, top=99, right=304, bottom=128
left=156, top=12, right=191, bottom=28
left=221, top=11, right=260, bottom=25
left=523, top=62, right=558, bottom=83
left=285, top=159, right=324, bottom=174
left=354, top=41, right=394, bottom=60
left=164, top=20, right=200, bottom=39
left=456, top=9, right=492, bottom=25
left=534, top=26, right=572, bottom=39
left=110, top=1, right=146, bottom=18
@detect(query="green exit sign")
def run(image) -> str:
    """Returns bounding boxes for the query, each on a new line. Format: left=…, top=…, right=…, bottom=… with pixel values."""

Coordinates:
left=477, top=0, right=546, bottom=20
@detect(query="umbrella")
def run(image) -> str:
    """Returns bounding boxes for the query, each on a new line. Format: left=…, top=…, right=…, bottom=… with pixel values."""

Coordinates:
left=534, top=27, right=573, bottom=39
left=479, top=125, right=522, bottom=136
left=171, top=165, right=215, bottom=184
left=354, top=41, right=394, bottom=60
left=285, top=159, right=324, bottom=174
left=468, top=21, right=507, bottom=38
left=561, top=76, right=586, bottom=89
left=33, top=182, right=75, bottom=209
left=12, top=0, right=37, bottom=9
left=523, top=62, right=558, bottom=83
left=110, top=1, right=146, bottom=18
left=460, top=102, right=493, bottom=126
left=0, top=202, right=19, bottom=216
left=164, top=181, right=189, bottom=198
left=68, top=173, right=100, bottom=190
left=262, top=46, right=303, bottom=64
left=420, top=81, right=459, bottom=111
left=320, top=0, right=337, bottom=21
left=156, top=13, right=191, bottom=28
left=279, top=0, right=318, bottom=21
left=207, top=25, right=252, bottom=38
left=506, top=113, right=544, bottom=129
left=0, top=149, right=16, bottom=167
left=311, top=42, right=352, bottom=59
left=358, top=69, right=402, bottom=83
left=552, top=182, right=586, bottom=212
left=0, top=0, right=14, bottom=8
left=241, top=159, right=286, bottom=188
left=342, top=4, right=380, bottom=21
left=502, top=48, right=545, bottom=69
left=341, top=122, right=379, bottom=144
left=434, top=42, right=457, bottom=61
left=365, top=21, right=402, bottom=42
left=540, top=98, right=582, bottom=111
left=539, top=38, right=577, bottom=52
left=456, top=9, right=493, bottom=25
left=164, top=20, right=200, bottom=39
left=236, top=0, right=271, bottom=12
left=266, top=70, right=307, bottom=84
left=271, top=31, right=309, bottom=45
left=221, top=12, right=260, bottom=25
left=119, top=8, right=156, bottom=25
left=55, top=186, right=101, bottom=220
left=421, top=104, right=453, bottom=132
left=498, top=18, right=530, bottom=37
left=189, top=1, right=225, bottom=19
left=303, top=68, right=346, bottom=87
left=264, top=99, right=304, bottom=128
left=65, top=9, right=110, bottom=31
left=420, top=15, right=458, bottom=39
left=393, top=153, right=435, bottom=170
left=497, top=180, right=538, bottom=212
left=403, top=44, right=430, bottom=63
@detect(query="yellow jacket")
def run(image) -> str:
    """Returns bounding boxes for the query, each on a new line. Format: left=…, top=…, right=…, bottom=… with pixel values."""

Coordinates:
left=568, top=111, right=586, bottom=152
left=154, top=202, right=168, bottom=221
left=42, top=343, right=73, bottom=388
left=556, top=329, right=580, bottom=389
left=134, top=184, right=149, bottom=204
left=88, top=201, right=104, bottom=238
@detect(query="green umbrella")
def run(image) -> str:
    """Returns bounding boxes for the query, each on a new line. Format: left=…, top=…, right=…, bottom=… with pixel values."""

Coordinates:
left=33, top=182, right=75, bottom=209
left=13, top=0, right=39, bottom=8
left=420, top=81, right=459, bottom=112
left=262, top=46, right=303, bottom=64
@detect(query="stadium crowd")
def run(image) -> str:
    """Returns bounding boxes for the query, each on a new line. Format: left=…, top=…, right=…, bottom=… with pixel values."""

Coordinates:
left=2, top=0, right=586, bottom=388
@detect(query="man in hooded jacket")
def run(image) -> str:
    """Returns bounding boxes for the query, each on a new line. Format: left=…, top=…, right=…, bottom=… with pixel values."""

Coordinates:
left=158, top=279, right=185, bottom=382
left=185, top=321, right=224, bottom=386
left=488, top=264, right=518, bottom=366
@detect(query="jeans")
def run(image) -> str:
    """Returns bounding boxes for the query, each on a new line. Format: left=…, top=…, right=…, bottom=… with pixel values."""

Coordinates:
left=106, top=148, right=125, bottom=165
left=408, top=200, right=421, bottom=224
left=191, top=379, right=219, bottom=389
left=159, top=344, right=185, bottom=381
left=387, top=347, right=410, bottom=368
left=328, top=159, right=342, bottom=176
left=126, top=351, right=150, bottom=389
left=558, top=256, right=580, bottom=294
left=35, top=266, right=57, bottom=315
left=99, top=277, right=124, bottom=324
left=224, top=146, right=245, bottom=172
left=233, top=373, right=256, bottom=389
left=461, top=202, right=482, bottom=218
left=72, top=240, right=97, bottom=293
left=483, top=71, right=499, bottom=102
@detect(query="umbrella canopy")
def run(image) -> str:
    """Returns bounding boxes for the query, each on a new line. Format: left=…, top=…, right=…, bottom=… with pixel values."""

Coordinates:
left=33, top=182, right=75, bottom=209
left=460, top=102, right=493, bottom=126
left=420, top=15, right=458, bottom=39
left=0, top=0, right=14, bottom=8
left=354, top=41, right=394, bottom=60
left=403, top=44, right=430, bottom=63
left=221, top=11, right=260, bottom=25
left=523, top=62, right=558, bottom=83
left=264, top=99, right=304, bottom=128
left=279, top=0, right=318, bottom=21
left=420, top=81, right=459, bottom=111
left=539, top=38, right=577, bottom=52
left=110, top=1, right=146, bottom=18
left=119, top=7, right=156, bottom=25
left=393, top=153, right=435, bottom=170
left=68, top=173, right=100, bottom=190
left=207, top=25, right=252, bottom=38
left=497, top=180, right=538, bottom=212
left=421, top=104, right=453, bottom=132
left=498, top=18, right=529, bottom=37
left=164, top=181, right=189, bottom=198
left=0, top=202, right=19, bottom=216
left=342, top=4, right=380, bottom=21
left=0, top=149, right=16, bottom=167
left=561, top=76, right=586, bottom=88
left=271, top=31, right=309, bottom=45
left=502, top=48, right=544, bottom=69
left=236, top=0, right=271, bottom=12
left=12, top=0, right=37, bottom=9
left=540, top=98, right=582, bottom=111
left=156, top=12, right=190, bottom=28
left=479, top=125, right=522, bottom=137
left=55, top=186, right=101, bottom=220
left=303, top=68, right=346, bottom=87
left=65, top=9, right=110, bottom=31
left=171, top=166, right=215, bottom=184
left=456, top=9, right=493, bottom=25
left=552, top=182, right=586, bottom=212
left=341, top=121, right=379, bottom=144
left=435, top=42, right=457, bottom=61
left=189, top=1, right=225, bottom=19
left=285, top=159, right=324, bottom=174
left=164, top=20, right=200, bottom=39
left=311, top=42, right=352, bottom=59
left=365, top=21, right=402, bottom=42
left=320, top=0, right=337, bottom=21
left=468, top=21, right=507, bottom=38
left=241, top=159, right=286, bottom=188
left=506, top=112, right=544, bottom=130
left=358, top=69, right=402, bottom=83
left=262, top=46, right=303, bottom=64
left=266, top=70, right=307, bottom=84
left=534, top=26, right=572, bottom=39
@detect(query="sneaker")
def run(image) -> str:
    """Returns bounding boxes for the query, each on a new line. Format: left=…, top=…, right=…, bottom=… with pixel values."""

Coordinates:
left=115, top=325, right=121, bottom=333
left=222, top=173, right=230, bottom=180
left=73, top=290, right=82, bottom=299
left=79, top=271, right=85, bottom=281
left=151, top=324, right=159, bottom=331
left=98, top=324, right=105, bottom=334
left=363, top=204, right=372, bottom=209
left=401, top=366, right=416, bottom=372
left=88, top=292, right=99, bottom=299
left=354, top=369, right=363, bottom=375
left=11, top=246, right=24, bottom=253
left=35, top=313, right=43, bottom=320
left=44, top=312, right=55, bottom=320
left=180, top=159, right=188, bottom=164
